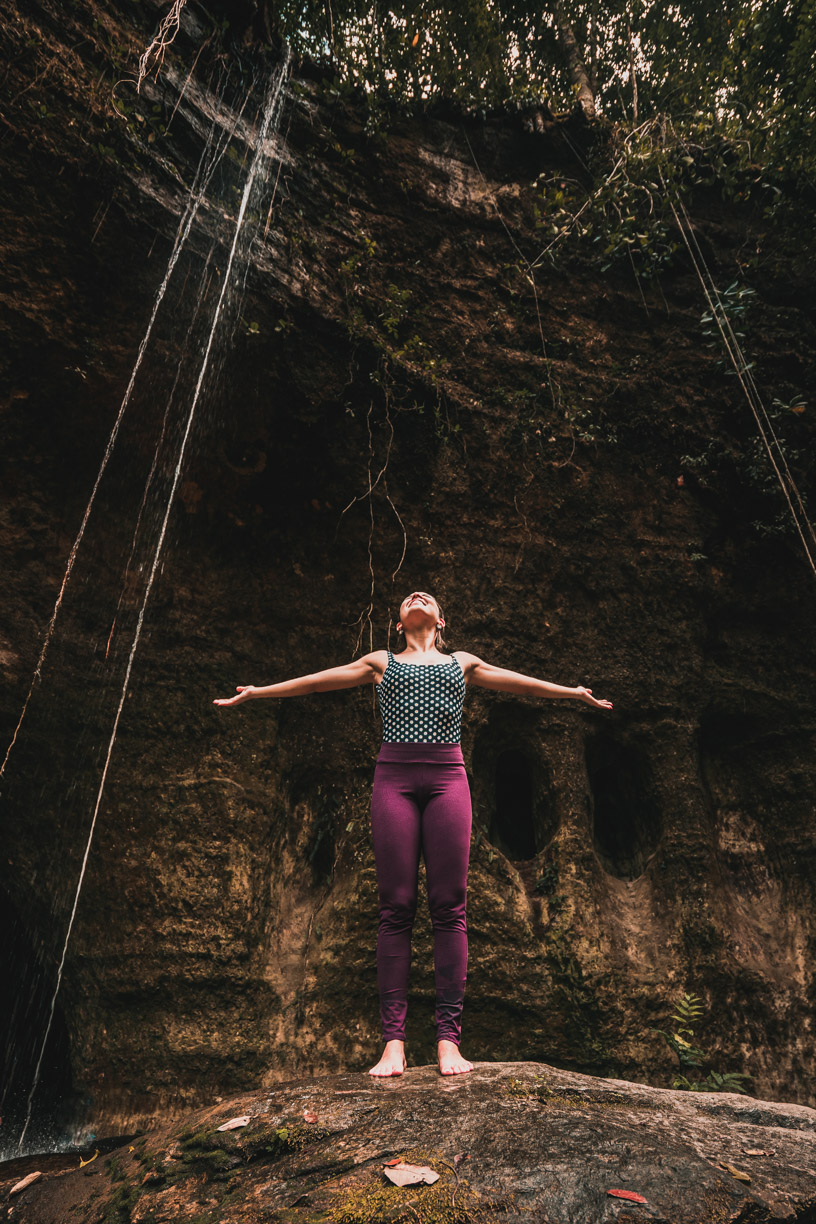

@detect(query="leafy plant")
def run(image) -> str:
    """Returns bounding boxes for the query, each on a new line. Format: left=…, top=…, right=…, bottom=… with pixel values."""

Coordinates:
left=700, top=280, right=757, bottom=371
left=379, top=283, right=412, bottom=339
left=649, top=991, right=752, bottom=1094
left=534, top=862, right=559, bottom=895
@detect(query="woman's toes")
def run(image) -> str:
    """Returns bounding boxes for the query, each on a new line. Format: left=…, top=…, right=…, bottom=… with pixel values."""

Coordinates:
left=368, top=1057, right=406, bottom=1076
left=437, top=1046, right=473, bottom=1075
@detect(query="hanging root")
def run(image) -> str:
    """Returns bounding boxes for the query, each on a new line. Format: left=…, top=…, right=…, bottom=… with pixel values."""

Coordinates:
left=341, top=373, right=409, bottom=661
left=462, top=127, right=577, bottom=469
left=137, top=0, right=188, bottom=92
left=346, top=402, right=377, bottom=659
left=663, top=172, right=816, bottom=576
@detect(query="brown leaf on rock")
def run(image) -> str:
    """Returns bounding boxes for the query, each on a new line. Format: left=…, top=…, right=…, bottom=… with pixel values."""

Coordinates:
left=383, top=1162, right=440, bottom=1186
left=743, top=1149, right=775, bottom=1157
left=303, top=1111, right=318, bottom=1124
left=607, top=1188, right=648, bottom=1203
left=10, top=1172, right=43, bottom=1197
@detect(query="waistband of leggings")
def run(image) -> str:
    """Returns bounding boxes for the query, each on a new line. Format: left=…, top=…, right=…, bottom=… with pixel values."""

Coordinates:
left=377, top=742, right=465, bottom=765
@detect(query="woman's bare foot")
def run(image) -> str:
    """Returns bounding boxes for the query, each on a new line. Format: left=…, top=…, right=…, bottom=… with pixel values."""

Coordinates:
left=369, top=1039, right=407, bottom=1076
left=438, top=1040, right=473, bottom=1075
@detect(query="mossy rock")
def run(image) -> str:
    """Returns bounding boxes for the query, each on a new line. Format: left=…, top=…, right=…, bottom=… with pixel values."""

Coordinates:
left=101, top=1181, right=140, bottom=1224
left=504, top=1074, right=653, bottom=1110
left=324, top=1148, right=507, bottom=1224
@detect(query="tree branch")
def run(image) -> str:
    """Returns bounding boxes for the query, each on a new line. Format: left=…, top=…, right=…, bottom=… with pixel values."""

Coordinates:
left=553, top=0, right=596, bottom=120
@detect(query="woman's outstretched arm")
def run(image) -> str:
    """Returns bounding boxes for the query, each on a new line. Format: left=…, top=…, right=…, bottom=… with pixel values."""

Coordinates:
left=455, top=652, right=612, bottom=710
left=213, top=650, right=388, bottom=707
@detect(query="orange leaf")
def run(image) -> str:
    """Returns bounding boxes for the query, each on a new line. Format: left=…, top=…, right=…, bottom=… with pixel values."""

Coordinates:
left=411, top=32, right=420, bottom=46
left=303, top=1111, right=318, bottom=1124
left=607, top=1189, right=648, bottom=1203
left=718, top=1162, right=751, bottom=1183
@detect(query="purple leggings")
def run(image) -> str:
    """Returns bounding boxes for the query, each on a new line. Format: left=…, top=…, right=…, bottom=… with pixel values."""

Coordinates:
left=370, top=743, right=472, bottom=1046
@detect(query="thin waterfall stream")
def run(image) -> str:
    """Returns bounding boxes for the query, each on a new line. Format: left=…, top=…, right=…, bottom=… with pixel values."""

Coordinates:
left=10, top=50, right=292, bottom=1155
left=0, top=66, right=244, bottom=786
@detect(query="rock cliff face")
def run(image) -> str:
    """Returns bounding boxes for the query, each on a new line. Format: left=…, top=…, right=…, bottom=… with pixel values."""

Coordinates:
left=1, top=0, right=815, bottom=1149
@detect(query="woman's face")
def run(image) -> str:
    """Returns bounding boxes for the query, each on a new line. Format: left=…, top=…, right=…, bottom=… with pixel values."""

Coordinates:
left=398, top=592, right=442, bottom=630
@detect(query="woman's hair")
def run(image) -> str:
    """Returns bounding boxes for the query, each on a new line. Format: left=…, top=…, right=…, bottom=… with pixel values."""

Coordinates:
left=396, top=595, right=448, bottom=651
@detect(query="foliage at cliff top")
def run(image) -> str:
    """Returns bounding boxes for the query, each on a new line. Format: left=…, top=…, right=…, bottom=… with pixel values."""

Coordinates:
left=254, top=0, right=816, bottom=180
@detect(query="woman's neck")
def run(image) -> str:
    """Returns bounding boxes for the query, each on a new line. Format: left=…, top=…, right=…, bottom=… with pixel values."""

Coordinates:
left=401, top=628, right=440, bottom=655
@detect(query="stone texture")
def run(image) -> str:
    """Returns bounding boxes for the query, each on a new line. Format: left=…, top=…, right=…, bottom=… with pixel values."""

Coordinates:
left=1, top=1063, right=816, bottom=1223
left=0, top=0, right=814, bottom=1150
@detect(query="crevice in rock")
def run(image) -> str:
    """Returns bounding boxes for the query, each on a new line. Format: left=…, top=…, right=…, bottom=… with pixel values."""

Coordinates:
left=492, top=748, right=536, bottom=860
left=472, top=707, right=558, bottom=862
left=586, top=734, right=662, bottom=880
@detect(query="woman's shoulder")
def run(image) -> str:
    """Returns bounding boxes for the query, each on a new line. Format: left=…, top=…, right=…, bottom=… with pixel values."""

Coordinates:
left=449, top=650, right=482, bottom=680
left=359, top=649, right=390, bottom=677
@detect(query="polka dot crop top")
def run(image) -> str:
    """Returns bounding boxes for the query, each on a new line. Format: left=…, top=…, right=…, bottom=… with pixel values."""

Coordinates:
left=376, top=650, right=466, bottom=744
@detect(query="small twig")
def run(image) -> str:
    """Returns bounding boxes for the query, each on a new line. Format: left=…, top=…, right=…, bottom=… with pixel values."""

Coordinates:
left=90, top=195, right=113, bottom=244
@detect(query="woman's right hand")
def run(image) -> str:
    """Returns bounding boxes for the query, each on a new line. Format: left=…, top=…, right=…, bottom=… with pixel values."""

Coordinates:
left=575, top=686, right=613, bottom=709
left=213, top=686, right=256, bottom=707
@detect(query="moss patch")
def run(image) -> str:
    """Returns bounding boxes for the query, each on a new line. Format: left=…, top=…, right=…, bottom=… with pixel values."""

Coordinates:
left=238, top=1118, right=333, bottom=1161
left=325, top=1149, right=507, bottom=1224
left=155, top=1114, right=334, bottom=1188
left=102, top=1181, right=140, bottom=1224
left=504, top=1073, right=653, bottom=1110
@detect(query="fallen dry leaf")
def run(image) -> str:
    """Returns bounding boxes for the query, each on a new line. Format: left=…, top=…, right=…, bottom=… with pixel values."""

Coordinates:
left=10, top=1172, right=43, bottom=1197
left=384, top=1159, right=402, bottom=1167
left=216, top=1115, right=250, bottom=1132
left=743, top=1149, right=774, bottom=1157
left=718, top=1161, right=751, bottom=1183
left=453, top=1152, right=469, bottom=1167
left=607, top=1188, right=648, bottom=1203
left=383, top=1162, right=440, bottom=1187
left=303, top=1111, right=318, bottom=1124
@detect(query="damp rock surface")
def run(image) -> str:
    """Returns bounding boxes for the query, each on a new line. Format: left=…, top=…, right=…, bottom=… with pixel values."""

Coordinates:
left=2, top=1062, right=815, bottom=1223
left=1, top=0, right=815, bottom=1145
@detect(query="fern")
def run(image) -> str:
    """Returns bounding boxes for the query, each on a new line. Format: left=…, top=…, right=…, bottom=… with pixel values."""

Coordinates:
left=648, top=990, right=752, bottom=1095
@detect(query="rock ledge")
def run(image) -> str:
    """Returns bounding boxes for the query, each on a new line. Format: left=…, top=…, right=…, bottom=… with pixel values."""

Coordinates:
left=2, top=1062, right=815, bottom=1222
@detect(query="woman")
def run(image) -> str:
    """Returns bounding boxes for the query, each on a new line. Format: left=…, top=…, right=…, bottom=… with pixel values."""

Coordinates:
left=214, top=591, right=612, bottom=1077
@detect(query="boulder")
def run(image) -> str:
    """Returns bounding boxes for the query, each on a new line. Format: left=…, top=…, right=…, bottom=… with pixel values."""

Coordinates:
left=2, top=1062, right=814, bottom=1222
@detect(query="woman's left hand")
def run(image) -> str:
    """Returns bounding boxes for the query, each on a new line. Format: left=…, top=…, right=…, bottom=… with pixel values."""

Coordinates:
left=575, top=687, right=613, bottom=709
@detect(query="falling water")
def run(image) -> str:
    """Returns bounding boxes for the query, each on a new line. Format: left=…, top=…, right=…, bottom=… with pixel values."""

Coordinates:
left=0, top=78, right=240, bottom=1154
left=14, top=48, right=292, bottom=1154
left=106, top=243, right=215, bottom=655
left=0, top=68, right=244, bottom=788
